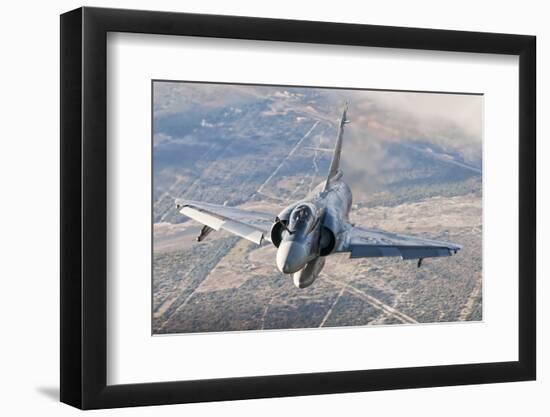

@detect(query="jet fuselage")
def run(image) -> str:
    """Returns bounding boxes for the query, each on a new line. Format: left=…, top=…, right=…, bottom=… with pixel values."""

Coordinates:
left=274, top=176, right=352, bottom=288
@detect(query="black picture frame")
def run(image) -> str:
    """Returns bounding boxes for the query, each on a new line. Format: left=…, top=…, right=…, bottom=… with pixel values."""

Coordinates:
left=60, top=6, right=536, bottom=410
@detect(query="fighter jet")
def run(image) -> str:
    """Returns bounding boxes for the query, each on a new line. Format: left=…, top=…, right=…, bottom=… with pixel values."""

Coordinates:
left=175, top=104, right=461, bottom=288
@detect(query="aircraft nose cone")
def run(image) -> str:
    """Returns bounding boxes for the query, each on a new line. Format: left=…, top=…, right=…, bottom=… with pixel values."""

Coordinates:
left=276, top=242, right=307, bottom=274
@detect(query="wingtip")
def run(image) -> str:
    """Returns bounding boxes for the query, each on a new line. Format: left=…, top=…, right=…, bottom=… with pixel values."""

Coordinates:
left=174, top=198, right=187, bottom=209
left=451, top=244, right=462, bottom=255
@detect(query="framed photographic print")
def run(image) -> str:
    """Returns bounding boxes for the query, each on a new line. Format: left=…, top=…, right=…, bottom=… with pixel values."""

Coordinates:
left=60, top=6, right=536, bottom=409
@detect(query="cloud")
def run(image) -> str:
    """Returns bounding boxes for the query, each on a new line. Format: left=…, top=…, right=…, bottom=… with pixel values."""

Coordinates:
left=153, top=81, right=483, bottom=200
left=352, top=91, right=482, bottom=155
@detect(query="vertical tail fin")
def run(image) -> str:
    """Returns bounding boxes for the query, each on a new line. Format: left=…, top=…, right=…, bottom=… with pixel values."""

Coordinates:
left=324, top=102, right=349, bottom=190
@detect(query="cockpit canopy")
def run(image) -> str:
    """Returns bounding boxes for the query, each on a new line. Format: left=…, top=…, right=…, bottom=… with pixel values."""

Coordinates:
left=289, top=204, right=317, bottom=234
